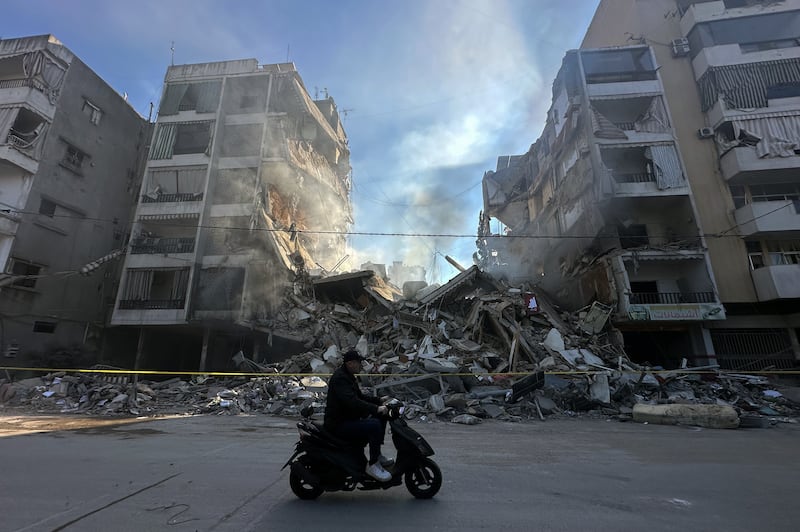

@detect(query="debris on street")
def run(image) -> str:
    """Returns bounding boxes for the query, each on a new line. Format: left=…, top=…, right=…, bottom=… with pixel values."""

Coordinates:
left=2, top=267, right=799, bottom=429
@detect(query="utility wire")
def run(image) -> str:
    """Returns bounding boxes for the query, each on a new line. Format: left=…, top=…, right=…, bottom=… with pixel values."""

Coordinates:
left=3, top=198, right=794, bottom=240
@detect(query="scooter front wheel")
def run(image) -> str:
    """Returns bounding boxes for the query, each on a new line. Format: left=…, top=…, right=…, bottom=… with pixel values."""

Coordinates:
left=289, top=468, right=324, bottom=500
left=404, top=457, right=442, bottom=499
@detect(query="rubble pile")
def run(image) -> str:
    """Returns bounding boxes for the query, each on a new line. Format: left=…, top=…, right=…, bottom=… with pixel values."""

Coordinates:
left=2, top=266, right=799, bottom=427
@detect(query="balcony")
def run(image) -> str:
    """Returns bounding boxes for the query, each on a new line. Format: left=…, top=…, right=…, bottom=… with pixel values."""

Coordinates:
left=118, top=299, right=186, bottom=310
left=0, top=77, right=55, bottom=113
left=130, top=237, right=195, bottom=255
left=751, top=264, right=800, bottom=300
left=586, top=80, right=663, bottom=98
left=735, top=200, right=800, bottom=237
left=629, top=291, right=716, bottom=304
left=141, top=192, right=203, bottom=203
left=680, top=1, right=800, bottom=36
left=720, top=147, right=800, bottom=183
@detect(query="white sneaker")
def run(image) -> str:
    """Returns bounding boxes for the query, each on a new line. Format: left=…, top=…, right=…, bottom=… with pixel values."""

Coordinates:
left=366, top=461, right=392, bottom=482
left=379, top=454, right=395, bottom=467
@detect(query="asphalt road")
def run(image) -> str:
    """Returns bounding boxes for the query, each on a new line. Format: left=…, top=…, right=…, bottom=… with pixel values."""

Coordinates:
left=0, top=413, right=798, bottom=532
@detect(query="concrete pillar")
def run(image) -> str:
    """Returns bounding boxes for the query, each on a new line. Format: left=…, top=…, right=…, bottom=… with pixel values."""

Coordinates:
left=198, top=328, right=210, bottom=372
left=692, top=326, right=718, bottom=366
left=788, top=328, right=800, bottom=362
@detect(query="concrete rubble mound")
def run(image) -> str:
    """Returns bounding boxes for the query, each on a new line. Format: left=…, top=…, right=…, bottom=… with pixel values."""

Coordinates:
left=2, top=267, right=799, bottom=428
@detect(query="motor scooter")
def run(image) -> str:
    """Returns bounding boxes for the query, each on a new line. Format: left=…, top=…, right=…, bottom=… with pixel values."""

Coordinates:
left=282, top=400, right=442, bottom=499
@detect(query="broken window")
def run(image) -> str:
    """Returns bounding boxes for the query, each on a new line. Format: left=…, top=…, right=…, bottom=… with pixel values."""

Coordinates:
left=619, top=224, right=649, bottom=249
left=143, top=166, right=207, bottom=201
left=581, top=48, right=657, bottom=84
left=220, top=124, right=263, bottom=157
left=82, top=99, right=103, bottom=125
left=38, top=198, right=56, bottom=217
left=223, top=76, right=269, bottom=114
left=149, top=121, right=214, bottom=159
left=61, top=142, right=89, bottom=174
left=119, top=268, right=189, bottom=309
left=9, top=258, right=41, bottom=288
left=213, top=168, right=258, bottom=204
left=2, top=107, right=47, bottom=158
left=159, top=81, right=222, bottom=115
left=33, top=321, right=56, bottom=333
left=194, top=267, right=245, bottom=311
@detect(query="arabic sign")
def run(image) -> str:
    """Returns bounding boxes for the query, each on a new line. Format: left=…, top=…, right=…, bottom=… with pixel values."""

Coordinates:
left=628, top=304, right=725, bottom=321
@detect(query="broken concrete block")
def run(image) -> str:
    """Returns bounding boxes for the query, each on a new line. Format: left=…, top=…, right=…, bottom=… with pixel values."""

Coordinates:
left=450, top=338, right=482, bottom=353
left=534, top=396, right=558, bottom=414
left=322, top=345, right=339, bottom=362
left=428, top=394, right=445, bottom=412
left=356, top=335, right=369, bottom=357
left=309, top=358, right=326, bottom=372
left=589, top=373, right=611, bottom=404
left=482, top=403, right=504, bottom=418
left=542, top=328, right=565, bottom=352
left=451, top=414, right=482, bottom=425
left=632, top=404, right=739, bottom=429
left=423, top=358, right=459, bottom=373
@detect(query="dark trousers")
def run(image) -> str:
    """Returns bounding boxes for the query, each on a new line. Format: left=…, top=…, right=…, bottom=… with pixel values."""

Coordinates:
left=333, top=418, right=387, bottom=464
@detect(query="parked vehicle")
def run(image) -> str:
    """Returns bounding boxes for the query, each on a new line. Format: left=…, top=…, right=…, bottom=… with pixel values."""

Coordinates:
left=283, top=400, right=442, bottom=499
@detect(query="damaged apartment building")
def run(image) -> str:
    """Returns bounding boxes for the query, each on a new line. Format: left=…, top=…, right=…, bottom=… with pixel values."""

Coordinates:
left=109, top=59, right=352, bottom=371
left=481, top=0, right=800, bottom=370
left=0, top=35, right=149, bottom=364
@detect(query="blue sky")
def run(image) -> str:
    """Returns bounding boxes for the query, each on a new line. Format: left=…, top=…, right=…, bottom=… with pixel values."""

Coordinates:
left=3, top=0, right=599, bottom=283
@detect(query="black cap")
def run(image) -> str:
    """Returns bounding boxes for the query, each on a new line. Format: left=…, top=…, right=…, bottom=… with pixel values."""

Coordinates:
left=343, top=350, right=364, bottom=363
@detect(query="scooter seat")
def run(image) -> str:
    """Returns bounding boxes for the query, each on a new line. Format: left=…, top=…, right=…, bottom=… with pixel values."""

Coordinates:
left=309, top=420, right=363, bottom=448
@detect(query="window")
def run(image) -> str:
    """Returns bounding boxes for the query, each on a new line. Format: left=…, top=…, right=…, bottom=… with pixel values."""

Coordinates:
left=729, top=185, right=747, bottom=209
left=61, top=143, right=88, bottom=173
left=38, top=198, right=57, bottom=217
left=33, top=321, right=56, bottom=333
left=82, top=100, right=103, bottom=125
left=746, top=241, right=765, bottom=270
left=749, top=184, right=800, bottom=203
left=172, top=122, right=213, bottom=155
left=741, top=39, right=800, bottom=54
left=9, top=258, right=41, bottom=288
left=766, top=240, right=800, bottom=266
left=619, top=224, right=649, bottom=249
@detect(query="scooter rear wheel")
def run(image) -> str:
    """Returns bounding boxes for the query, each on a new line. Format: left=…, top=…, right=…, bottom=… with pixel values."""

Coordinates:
left=289, top=468, right=324, bottom=500
left=404, top=457, right=442, bottom=499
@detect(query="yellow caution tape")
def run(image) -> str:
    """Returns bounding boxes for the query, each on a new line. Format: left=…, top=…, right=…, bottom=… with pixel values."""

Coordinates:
left=1, top=366, right=799, bottom=377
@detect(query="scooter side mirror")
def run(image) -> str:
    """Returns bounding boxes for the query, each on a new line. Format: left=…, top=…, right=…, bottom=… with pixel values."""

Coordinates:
left=300, top=405, right=315, bottom=419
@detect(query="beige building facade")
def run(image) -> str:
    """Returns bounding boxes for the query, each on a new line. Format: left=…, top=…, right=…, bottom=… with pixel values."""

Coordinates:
left=481, top=0, right=800, bottom=369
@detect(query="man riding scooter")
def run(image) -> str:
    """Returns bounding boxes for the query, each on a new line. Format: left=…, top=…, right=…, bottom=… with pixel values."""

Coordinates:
left=324, top=350, right=395, bottom=481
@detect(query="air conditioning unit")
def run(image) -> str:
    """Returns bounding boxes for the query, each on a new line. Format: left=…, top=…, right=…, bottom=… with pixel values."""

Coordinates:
left=671, top=38, right=690, bottom=57
left=698, top=127, right=714, bottom=139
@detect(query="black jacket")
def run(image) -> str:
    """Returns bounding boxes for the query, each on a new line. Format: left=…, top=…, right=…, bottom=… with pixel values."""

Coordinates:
left=324, top=365, right=381, bottom=431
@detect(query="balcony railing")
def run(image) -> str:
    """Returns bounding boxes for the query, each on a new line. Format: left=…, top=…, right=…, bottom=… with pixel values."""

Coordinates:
left=630, top=291, right=716, bottom=304
left=613, top=121, right=636, bottom=131
left=613, top=172, right=655, bottom=184
left=0, top=78, right=48, bottom=92
left=141, top=192, right=203, bottom=203
left=118, top=299, right=185, bottom=310
left=130, top=237, right=195, bottom=254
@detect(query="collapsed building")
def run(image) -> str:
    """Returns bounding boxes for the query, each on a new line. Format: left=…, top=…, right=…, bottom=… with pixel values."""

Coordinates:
left=5, top=266, right=799, bottom=428
left=107, top=59, right=353, bottom=371
left=481, top=0, right=800, bottom=372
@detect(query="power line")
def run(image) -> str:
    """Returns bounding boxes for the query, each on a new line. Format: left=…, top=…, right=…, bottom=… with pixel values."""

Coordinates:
left=3, top=200, right=793, bottom=241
